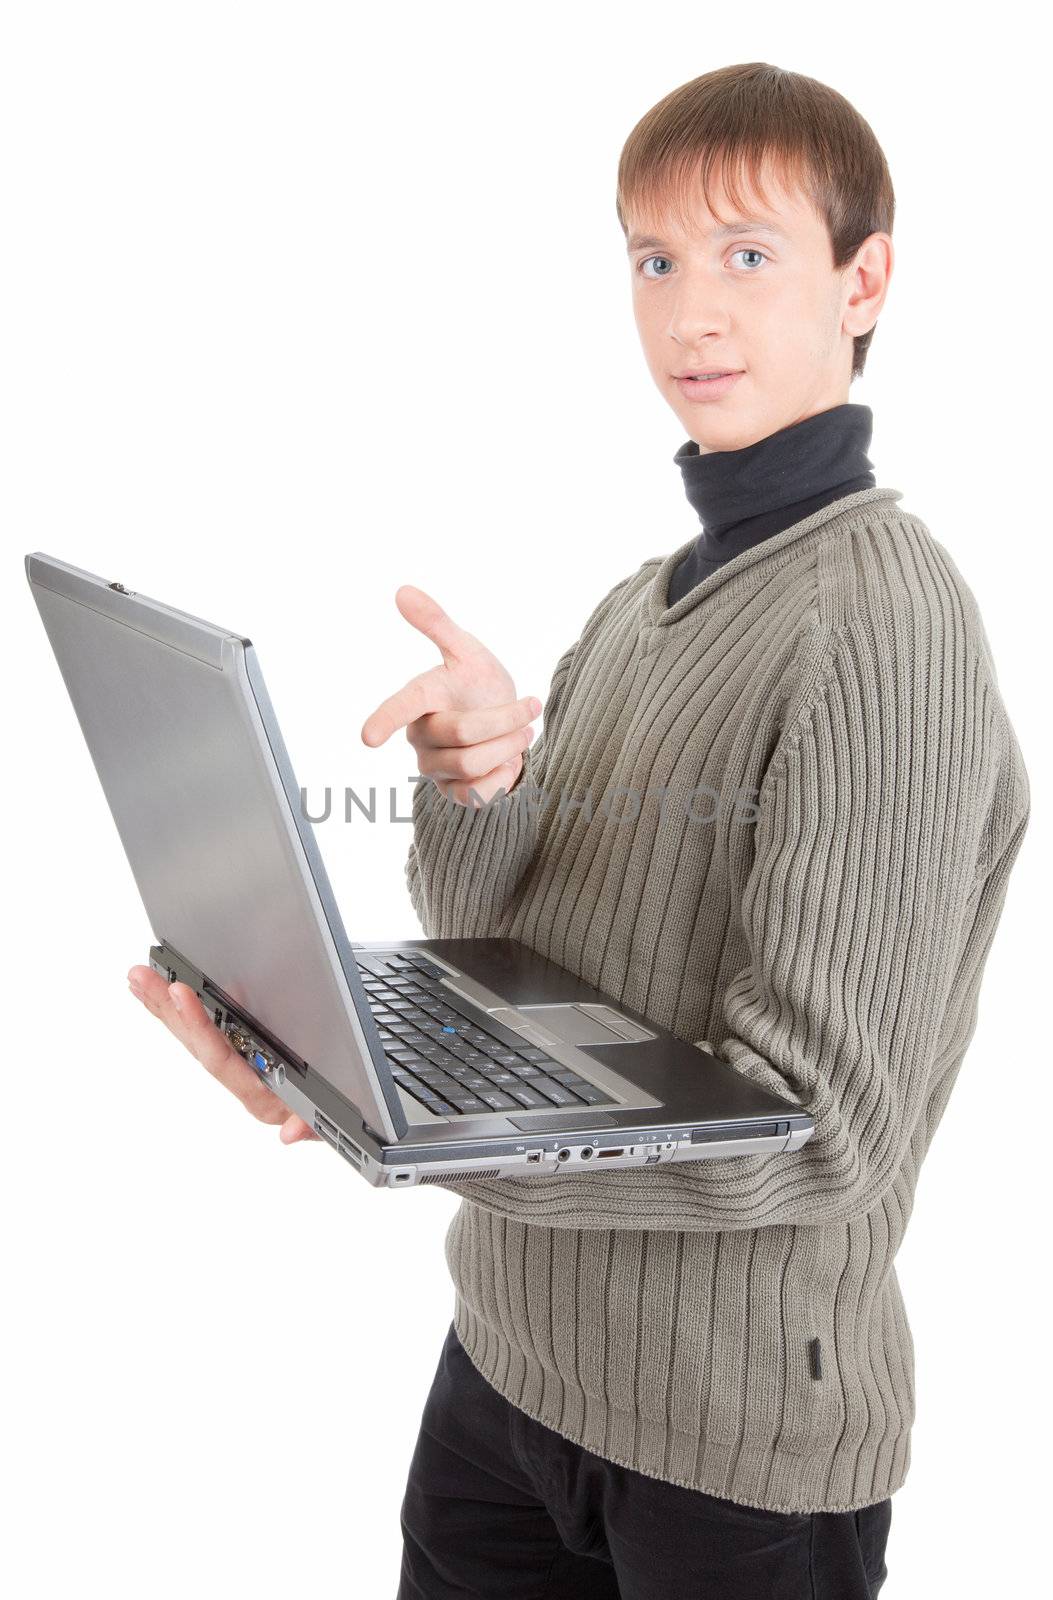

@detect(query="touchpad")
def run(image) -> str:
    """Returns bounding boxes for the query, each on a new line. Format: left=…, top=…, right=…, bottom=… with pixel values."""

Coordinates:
left=516, top=1003, right=649, bottom=1046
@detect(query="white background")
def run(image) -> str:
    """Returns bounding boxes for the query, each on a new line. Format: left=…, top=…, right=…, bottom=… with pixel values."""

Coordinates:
left=2, top=4, right=1047, bottom=1596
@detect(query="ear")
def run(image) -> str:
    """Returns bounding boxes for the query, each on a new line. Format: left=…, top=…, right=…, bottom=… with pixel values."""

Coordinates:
left=842, top=232, right=894, bottom=338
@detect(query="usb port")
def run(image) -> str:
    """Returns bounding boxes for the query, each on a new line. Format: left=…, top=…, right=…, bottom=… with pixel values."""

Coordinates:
left=338, top=1135, right=363, bottom=1164
left=314, top=1112, right=338, bottom=1144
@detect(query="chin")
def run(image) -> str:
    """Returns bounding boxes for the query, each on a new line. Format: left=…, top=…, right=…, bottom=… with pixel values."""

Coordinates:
left=684, top=414, right=754, bottom=451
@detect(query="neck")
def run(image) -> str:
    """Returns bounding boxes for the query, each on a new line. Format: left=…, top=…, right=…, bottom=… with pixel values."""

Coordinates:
left=665, top=403, right=876, bottom=608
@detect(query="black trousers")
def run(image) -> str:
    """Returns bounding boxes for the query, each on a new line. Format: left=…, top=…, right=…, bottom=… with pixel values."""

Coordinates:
left=397, top=1320, right=892, bottom=1600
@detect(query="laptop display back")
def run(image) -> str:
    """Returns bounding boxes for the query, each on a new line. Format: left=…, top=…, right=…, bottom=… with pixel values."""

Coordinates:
left=25, top=552, right=407, bottom=1143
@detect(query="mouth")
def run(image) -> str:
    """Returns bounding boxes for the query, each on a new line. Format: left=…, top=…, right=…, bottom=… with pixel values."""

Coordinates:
left=673, top=368, right=744, bottom=381
left=673, top=370, right=744, bottom=401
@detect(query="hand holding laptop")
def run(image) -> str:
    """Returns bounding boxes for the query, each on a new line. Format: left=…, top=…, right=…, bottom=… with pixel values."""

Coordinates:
left=125, top=967, right=321, bottom=1145
left=359, top=584, right=541, bottom=808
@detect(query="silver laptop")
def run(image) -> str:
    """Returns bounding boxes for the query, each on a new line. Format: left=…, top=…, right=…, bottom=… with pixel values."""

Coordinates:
left=26, top=552, right=815, bottom=1189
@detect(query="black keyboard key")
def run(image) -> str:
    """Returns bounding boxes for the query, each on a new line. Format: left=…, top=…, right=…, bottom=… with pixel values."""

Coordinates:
left=446, top=1093, right=489, bottom=1113
left=532, top=1081, right=585, bottom=1107
left=408, top=958, right=448, bottom=980
left=476, top=1089, right=519, bottom=1111
left=567, top=1082, right=612, bottom=1105
left=400, top=1075, right=457, bottom=1113
left=399, top=1081, right=444, bottom=1107
left=507, top=1083, right=555, bottom=1109
left=355, top=955, right=393, bottom=978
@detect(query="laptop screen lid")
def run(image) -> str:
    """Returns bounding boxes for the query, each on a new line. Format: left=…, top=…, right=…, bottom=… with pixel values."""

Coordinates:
left=25, top=552, right=408, bottom=1144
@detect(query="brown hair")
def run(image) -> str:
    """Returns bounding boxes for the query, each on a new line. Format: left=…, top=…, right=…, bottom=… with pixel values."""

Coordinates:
left=616, top=63, right=895, bottom=380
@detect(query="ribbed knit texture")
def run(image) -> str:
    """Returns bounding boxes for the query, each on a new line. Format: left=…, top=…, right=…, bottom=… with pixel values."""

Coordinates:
left=405, top=486, right=1030, bottom=1513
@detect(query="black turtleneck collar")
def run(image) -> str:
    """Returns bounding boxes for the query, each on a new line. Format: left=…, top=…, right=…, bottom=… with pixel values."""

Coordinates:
left=666, top=402, right=876, bottom=608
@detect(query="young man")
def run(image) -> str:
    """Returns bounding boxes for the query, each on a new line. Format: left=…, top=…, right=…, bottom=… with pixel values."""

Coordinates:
left=127, top=63, right=1030, bottom=1599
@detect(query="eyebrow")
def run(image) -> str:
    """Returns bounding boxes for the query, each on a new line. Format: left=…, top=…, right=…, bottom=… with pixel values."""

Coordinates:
left=626, top=219, right=786, bottom=252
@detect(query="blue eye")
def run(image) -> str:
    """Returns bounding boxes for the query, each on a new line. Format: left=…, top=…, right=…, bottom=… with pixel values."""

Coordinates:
left=730, top=248, right=768, bottom=271
left=638, top=255, right=673, bottom=279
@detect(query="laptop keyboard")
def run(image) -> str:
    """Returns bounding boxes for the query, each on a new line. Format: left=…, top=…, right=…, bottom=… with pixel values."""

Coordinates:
left=354, top=950, right=614, bottom=1117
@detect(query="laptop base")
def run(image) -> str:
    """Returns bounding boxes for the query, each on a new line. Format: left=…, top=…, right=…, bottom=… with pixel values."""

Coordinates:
left=150, top=940, right=813, bottom=1190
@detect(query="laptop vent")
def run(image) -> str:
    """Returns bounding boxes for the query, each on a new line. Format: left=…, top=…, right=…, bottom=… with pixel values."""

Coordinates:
left=417, top=1168, right=501, bottom=1183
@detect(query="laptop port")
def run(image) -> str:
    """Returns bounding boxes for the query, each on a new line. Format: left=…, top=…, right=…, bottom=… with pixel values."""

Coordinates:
left=314, top=1112, right=339, bottom=1145
left=526, top=1151, right=542, bottom=1163
left=597, top=1147, right=625, bottom=1157
left=580, top=1146, right=595, bottom=1160
left=556, top=1147, right=571, bottom=1161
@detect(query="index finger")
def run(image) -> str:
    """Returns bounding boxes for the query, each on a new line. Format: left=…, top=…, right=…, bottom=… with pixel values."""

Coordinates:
left=393, top=584, right=473, bottom=662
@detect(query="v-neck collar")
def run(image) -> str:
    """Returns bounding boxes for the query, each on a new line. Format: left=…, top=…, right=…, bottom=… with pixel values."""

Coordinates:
left=644, top=484, right=905, bottom=630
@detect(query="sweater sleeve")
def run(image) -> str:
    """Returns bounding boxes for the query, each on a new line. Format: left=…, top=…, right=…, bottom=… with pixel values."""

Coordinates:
left=435, top=603, right=1029, bottom=1229
left=405, top=572, right=634, bottom=940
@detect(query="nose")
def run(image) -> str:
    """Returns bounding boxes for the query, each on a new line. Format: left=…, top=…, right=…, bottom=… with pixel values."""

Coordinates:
left=667, top=278, right=731, bottom=348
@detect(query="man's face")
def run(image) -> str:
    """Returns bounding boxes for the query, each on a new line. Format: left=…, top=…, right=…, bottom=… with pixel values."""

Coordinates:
left=625, top=165, right=879, bottom=453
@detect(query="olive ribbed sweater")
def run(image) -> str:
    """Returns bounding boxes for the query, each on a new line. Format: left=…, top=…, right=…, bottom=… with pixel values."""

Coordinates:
left=405, top=485, right=1030, bottom=1513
